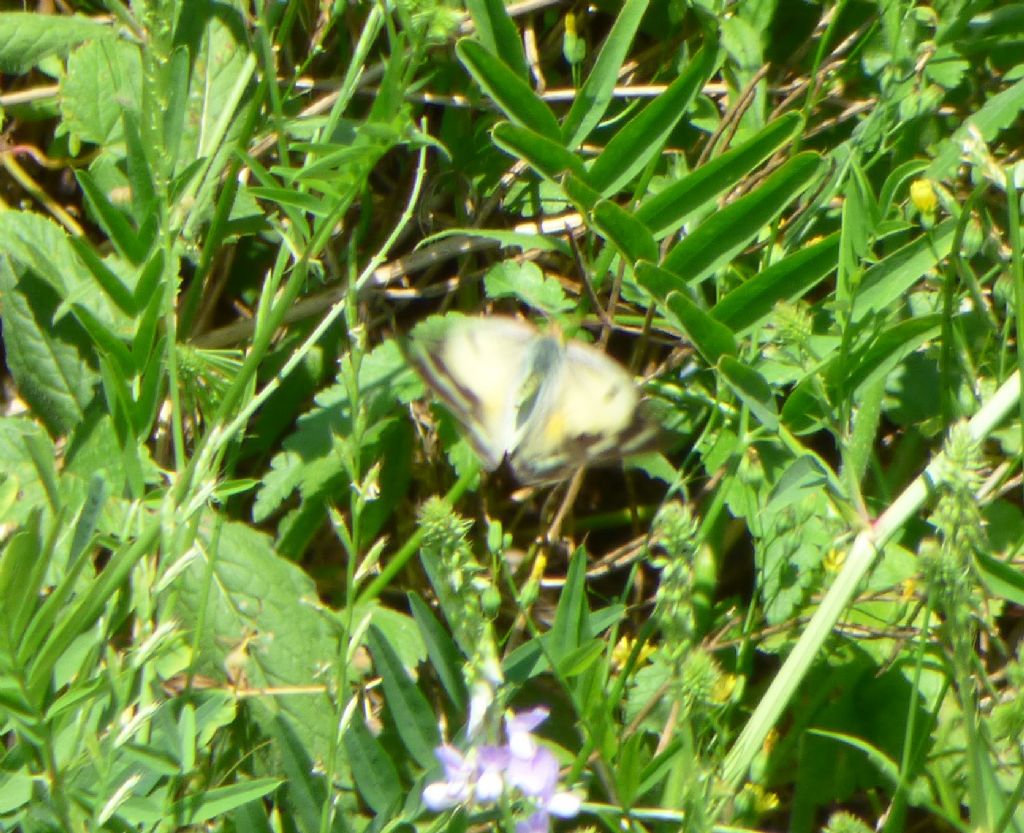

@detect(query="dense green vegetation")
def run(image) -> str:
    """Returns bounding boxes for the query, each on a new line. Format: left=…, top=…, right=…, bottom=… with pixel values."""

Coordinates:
left=1, top=1, right=1023, bottom=831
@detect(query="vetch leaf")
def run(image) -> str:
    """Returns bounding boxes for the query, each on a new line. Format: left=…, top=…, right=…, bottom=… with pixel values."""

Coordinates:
left=457, top=39, right=560, bottom=141
left=710, top=233, right=839, bottom=335
left=464, top=0, right=529, bottom=79
left=561, top=0, right=651, bottom=149
left=636, top=112, right=805, bottom=237
left=661, top=152, right=823, bottom=285
left=592, top=201, right=659, bottom=265
left=491, top=122, right=589, bottom=183
left=663, top=287, right=738, bottom=365
left=588, top=43, right=718, bottom=197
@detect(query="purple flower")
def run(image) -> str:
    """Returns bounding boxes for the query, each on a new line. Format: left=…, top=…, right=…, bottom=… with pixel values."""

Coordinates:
left=422, top=745, right=475, bottom=810
left=422, top=707, right=581, bottom=830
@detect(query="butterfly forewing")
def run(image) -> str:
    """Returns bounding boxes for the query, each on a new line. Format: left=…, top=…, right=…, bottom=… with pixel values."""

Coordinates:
left=409, top=316, right=536, bottom=470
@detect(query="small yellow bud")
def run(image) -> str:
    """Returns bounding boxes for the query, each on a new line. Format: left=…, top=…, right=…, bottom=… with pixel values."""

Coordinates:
left=910, top=178, right=938, bottom=214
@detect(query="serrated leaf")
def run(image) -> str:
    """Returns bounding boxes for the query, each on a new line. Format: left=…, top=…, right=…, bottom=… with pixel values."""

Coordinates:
left=0, top=257, right=98, bottom=437
left=0, top=419, right=57, bottom=526
left=173, top=516, right=343, bottom=764
left=0, top=12, right=110, bottom=73
left=483, top=260, right=572, bottom=313
left=60, top=37, right=142, bottom=146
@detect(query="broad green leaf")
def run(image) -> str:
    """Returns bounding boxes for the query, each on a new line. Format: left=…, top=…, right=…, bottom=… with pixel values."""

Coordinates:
left=975, top=551, right=1024, bottom=605
left=172, top=516, right=343, bottom=764
left=0, top=257, right=98, bottom=437
left=491, top=121, right=589, bottom=182
left=0, top=12, right=109, bottom=73
left=660, top=152, right=823, bottom=285
left=636, top=112, right=805, bottom=237
left=718, top=356, right=778, bottom=431
left=592, top=200, right=659, bottom=265
left=561, top=0, right=650, bottom=149
left=588, top=43, right=718, bottom=196
left=366, top=625, right=439, bottom=770
left=710, top=233, right=840, bottom=334
left=456, top=39, right=560, bottom=141
left=60, top=36, right=142, bottom=146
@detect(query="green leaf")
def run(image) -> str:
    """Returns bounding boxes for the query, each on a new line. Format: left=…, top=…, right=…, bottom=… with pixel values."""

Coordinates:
left=710, top=233, right=839, bottom=335
left=464, top=0, right=528, bottom=79
left=588, top=43, right=718, bottom=196
left=661, top=152, right=823, bottom=285
left=60, top=36, right=142, bottom=146
left=0, top=12, right=109, bottom=73
left=0, top=257, right=98, bottom=437
left=456, top=39, right=560, bottom=141
left=0, top=419, right=57, bottom=526
left=926, top=74, right=1024, bottom=180
left=76, top=169, right=152, bottom=264
left=548, top=548, right=590, bottom=662
left=174, top=779, right=284, bottom=824
left=409, top=593, right=467, bottom=712
left=343, top=714, right=403, bottom=815
left=491, top=122, right=589, bottom=182
left=636, top=112, right=805, bottom=237
left=561, top=0, right=650, bottom=149
left=718, top=355, right=778, bottom=431
left=366, top=625, right=439, bottom=770
left=483, top=260, right=573, bottom=314
left=850, top=220, right=956, bottom=324
left=592, top=200, right=659, bottom=265
left=172, top=517, right=343, bottom=763
left=975, top=551, right=1024, bottom=605
left=662, top=286, right=738, bottom=364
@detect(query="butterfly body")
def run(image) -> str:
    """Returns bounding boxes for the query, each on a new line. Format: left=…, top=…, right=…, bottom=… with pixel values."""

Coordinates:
left=409, top=315, right=657, bottom=483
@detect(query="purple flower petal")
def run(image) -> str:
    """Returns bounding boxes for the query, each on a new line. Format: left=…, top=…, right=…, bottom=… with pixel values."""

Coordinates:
left=515, top=810, right=550, bottom=833
left=506, top=745, right=560, bottom=798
